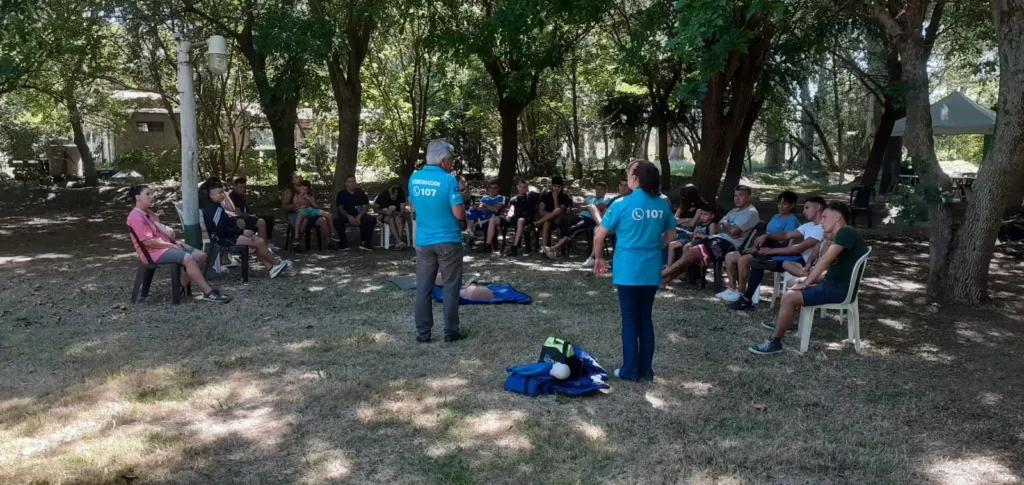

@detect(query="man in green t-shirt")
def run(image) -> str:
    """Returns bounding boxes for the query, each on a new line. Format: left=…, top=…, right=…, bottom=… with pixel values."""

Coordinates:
left=750, top=201, right=868, bottom=355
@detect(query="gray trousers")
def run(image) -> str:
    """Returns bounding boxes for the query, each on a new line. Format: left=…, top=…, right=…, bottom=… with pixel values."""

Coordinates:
left=415, top=242, right=463, bottom=338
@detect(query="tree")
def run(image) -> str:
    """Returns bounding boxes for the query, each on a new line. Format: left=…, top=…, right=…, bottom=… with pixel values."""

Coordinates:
left=673, top=0, right=778, bottom=202
left=606, top=0, right=683, bottom=190
left=448, top=0, right=608, bottom=194
left=182, top=0, right=313, bottom=187
left=363, top=2, right=451, bottom=184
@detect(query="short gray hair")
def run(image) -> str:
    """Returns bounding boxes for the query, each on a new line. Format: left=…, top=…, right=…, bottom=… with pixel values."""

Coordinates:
left=426, top=140, right=455, bottom=166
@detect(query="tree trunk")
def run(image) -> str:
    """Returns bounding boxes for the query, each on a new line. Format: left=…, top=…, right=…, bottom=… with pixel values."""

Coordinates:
left=67, top=98, right=97, bottom=186
left=927, top=0, right=1024, bottom=304
left=571, top=58, right=583, bottom=181
left=497, top=97, right=525, bottom=194
left=332, top=79, right=362, bottom=188
left=798, top=80, right=814, bottom=167
left=655, top=110, right=672, bottom=192
left=718, top=98, right=761, bottom=204
left=879, top=136, right=903, bottom=193
left=861, top=108, right=899, bottom=189
left=267, top=113, right=298, bottom=188
left=602, top=127, right=610, bottom=171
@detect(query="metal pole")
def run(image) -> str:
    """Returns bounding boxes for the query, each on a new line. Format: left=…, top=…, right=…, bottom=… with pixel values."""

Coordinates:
left=177, top=36, right=202, bottom=248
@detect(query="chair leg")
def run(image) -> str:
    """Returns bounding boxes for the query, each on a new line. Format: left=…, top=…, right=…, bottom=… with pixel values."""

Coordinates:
left=141, top=267, right=156, bottom=298
left=820, top=307, right=826, bottom=318
left=798, top=308, right=815, bottom=353
left=171, top=265, right=181, bottom=305
left=131, top=267, right=146, bottom=303
left=849, top=304, right=862, bottom=352
left=203, top=245, right=219, bottom=280
left=316, top=227, right=323, bottom=250
left=285, top=226, right=293, bottom=249
left=241, top=247, right=250, bottom=283
left=712, top=261, right=723, bottom=294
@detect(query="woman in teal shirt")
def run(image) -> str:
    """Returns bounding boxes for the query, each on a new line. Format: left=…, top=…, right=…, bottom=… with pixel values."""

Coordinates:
left=593, top=160, right=676, bottom=381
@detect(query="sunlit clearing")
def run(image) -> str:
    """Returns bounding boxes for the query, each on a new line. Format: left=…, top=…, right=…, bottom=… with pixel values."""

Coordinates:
left=686, top=471, right=744, bottom=485
left=681, top=381, right=713, bottom=396
left=355, top=394, right=445, bottom=429
left=878, top=318, right=907, bottom=331
left=914, top=344, right=955, bottom=363
left=426, top=377, right=468, bottom=391
left=645, top=392, right=667, bottom=409
left=979, top=392, right=1002, bottom=405
left=925, top=455, right=1021, bottom=485
left=864, top=276, right=924, bottom=292
left=300, top=439, right=352, bottom=483
left=459, top=411, right=531, bottom=451
left=0, top=253, right=73, bottom=264
left=576, top=421, right=607, bottom=442
left=306, top=286, right=326, bottom=292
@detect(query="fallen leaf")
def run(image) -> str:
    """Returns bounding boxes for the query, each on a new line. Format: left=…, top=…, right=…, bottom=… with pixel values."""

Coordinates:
left=751, top=402, right=767, bottom=412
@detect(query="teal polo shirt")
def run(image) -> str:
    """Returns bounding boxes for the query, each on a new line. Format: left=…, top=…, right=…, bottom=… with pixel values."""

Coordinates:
left=601, top=191, right=676, bottom=286
left=408, top=165, right=463, bottom=246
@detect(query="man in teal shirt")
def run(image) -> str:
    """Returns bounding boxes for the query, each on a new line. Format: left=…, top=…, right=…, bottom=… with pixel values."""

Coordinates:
left=408, top=140, right=466, bottom=343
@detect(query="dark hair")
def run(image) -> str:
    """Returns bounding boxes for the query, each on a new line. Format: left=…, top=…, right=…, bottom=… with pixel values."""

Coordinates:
left=805, top=196, right=826, bottom=207
left=291, top=171, right=302, bottom=178
left=129, top=185, right=149, bottom=200
left=826, top=201, right=852, bottom=223
left=488, top=179, right=499, bottom=186
left=346, top=175, right=356, bottom=181
left=206, top=181, right=224, bottom=191
left=551, top=176, right=564, bottom=185
left=517, top=179, right=529, bottom=185
left=779, top=190, right=798, bottom=204
left=301, top=180, right=312, bottom=188
left=630, top=160, right=661, bottom=196
left=389, top=184, right=401, bottom=193
left=734, top=185, right=752, bottom=196
left=679, top=184, right=704, bottom=211
left=234, top=176, right=247, bottom=185
left=595, top=182, right=606, bottom=189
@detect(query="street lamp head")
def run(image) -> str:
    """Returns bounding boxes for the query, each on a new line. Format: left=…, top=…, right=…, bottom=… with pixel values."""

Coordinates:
left=207, top=35, right=228, bottom=76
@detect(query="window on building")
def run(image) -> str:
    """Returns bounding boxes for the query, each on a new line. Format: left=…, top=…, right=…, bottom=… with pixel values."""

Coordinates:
left=137, top=122, right=165, bottom=133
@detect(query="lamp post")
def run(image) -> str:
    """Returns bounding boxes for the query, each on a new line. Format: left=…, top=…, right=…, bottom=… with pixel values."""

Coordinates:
left=176, top=33, right=228, bottom=248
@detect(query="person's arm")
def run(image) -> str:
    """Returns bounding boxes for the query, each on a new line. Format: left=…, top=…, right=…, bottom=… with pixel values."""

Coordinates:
left=281, top=188, right=296, bottom=211
left=760, top=236, right=819, bottom=257
left=592, top=225, right=611, bottom=275
left=336, top=192, right=355, bottom=220
left=792, top=241, right=845, bottom=289
left=729, top=210, right=758, bottom=238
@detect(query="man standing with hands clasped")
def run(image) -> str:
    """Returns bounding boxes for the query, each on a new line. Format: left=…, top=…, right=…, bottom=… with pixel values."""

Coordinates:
left=409, top=140, right=467, bottom=343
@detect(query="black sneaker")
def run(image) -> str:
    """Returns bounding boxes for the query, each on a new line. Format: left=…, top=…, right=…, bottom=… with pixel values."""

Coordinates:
left=507, top=246, right=518, bottom=257
left=359, top=244, right=373, bottom=251
left=202, top=290, right=232, bottom=303
left=416, top=334, right=431, bottom=343
left=476, top=243, right=493, bottom=254
left=444, top=332, right=464, bottom=343
left=292, top=245, right=304, bottom=254
left=761, top=320, right=798, bottom=332
left=728, top=297, right=754, bottom=311
left=749, top=338, right=783, bottom=355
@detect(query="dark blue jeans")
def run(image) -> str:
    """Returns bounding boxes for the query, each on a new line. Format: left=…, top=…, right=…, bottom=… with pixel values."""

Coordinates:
left=334, top=214, right=376, bottom=248
left=617, top=285, right=658, bottom=381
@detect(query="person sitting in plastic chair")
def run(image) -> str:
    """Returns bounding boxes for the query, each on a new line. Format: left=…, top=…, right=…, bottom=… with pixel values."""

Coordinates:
left=127, top=185, right=231, bottom=303
left=464, top=179, right=506, bottom=253
left=204, top=182, right=292, bottom=279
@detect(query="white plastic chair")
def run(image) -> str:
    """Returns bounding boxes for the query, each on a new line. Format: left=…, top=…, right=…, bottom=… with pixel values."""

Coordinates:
left=770, top=271, right=792, bottom=309
left=379, top=216, right=412, bottom=249
left=796, top=247, right=872, bottom=353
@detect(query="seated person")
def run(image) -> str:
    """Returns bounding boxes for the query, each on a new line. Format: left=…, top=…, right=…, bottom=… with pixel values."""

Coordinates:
left=542, top=182, right=613, bottom=262
left=335, top=175, right=377, bottom=251
left=749, top=201, right=868, bottom=355
left=609, top=177, right=632, bottom=203
left=281, top=171, right=332, bottom=252
left=728, top=196, right=825, bottom=311
left=127, top=185, right=230, bottom=303
left=666, top=205, right=716, bottom=270
left=458, top=175, right=472, bottom=232
left=503, top=179, right=539, bottom=256
left=674, top=184, right=705, bottom=240
left=435, top=273, right=495, bottom=300
left=204, top=182, right=292, bottom=278
left=227, top=176, right=275, bottom=249
left=718, top=190, right=799, bottom=302
left=293, top=181, right=338, bottom=248
left=661, top=185, right=759, bottom=287
left=534, top=176, right=574, bottom=247
left=465, top=180, right=507, bottom=252
left=374, top=185, right=410, bottom=249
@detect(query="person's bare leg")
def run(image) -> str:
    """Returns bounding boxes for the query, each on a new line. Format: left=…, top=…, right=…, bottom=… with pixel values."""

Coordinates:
left=514, top=218, right=526, bottom=247
left=256, top=218, right=268, bottom=240
left=181, top=254, right=213, bottom=294
left=542, top=221, right=551, bottom=247
left=724, top=251, right=740, bottom=291
left=781, top=261, right=803, bottom=276
left=181, top=249, right=208, bottom=287
left=666, top=240, right=682, bottom=267
left=737, top=253, right=753, bottom=294
left=295, top=213, right=307, bottom=242
left=549, top=235, right=570, bottom=253
left=486, top=216, right=499, bottom=245
left=315, top=216, right=331, bottom=246
left=662, top=246, right=701, bottom=284
left=238, top=235, right=277, bottom=268
left=773, top=289, right=804, bottom=338
left=388, top=216, right=400, bottom=245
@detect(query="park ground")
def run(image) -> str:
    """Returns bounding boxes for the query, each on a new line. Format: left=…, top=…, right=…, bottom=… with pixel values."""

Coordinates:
left=1, top=184, right=1023, bottom=485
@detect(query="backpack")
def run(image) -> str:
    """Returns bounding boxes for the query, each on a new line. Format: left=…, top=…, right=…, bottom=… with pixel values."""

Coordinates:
left=538, top=337, right=583, bottom=380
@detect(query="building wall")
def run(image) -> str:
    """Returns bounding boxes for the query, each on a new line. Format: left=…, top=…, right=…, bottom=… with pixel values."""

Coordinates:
left=114, top=113, right=180, bottom=157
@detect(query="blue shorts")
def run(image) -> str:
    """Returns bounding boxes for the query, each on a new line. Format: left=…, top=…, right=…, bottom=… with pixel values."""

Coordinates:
left=467, top=209, right=496, bottom=222
left=288, top=211, right=320, bottom=227
left=800, top=280, right=849, bottom=307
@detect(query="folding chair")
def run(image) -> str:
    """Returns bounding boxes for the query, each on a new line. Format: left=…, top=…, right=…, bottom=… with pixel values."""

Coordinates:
left=380, top=215, right=412, bottom=249
left=128, top=227, right=184, bottom=305
left=796, top=247, right=872, bottom=353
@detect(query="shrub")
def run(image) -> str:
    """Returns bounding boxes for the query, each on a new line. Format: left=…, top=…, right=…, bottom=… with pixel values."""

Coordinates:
left=113, top=147, right=180, bottom=181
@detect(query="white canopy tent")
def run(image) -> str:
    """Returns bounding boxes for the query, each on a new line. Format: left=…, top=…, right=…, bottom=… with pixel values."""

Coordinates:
left=891, top=90, right=996, bottom=136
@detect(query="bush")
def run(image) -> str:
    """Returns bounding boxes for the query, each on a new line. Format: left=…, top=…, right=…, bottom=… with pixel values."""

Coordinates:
left=113, top=147, right=180, bottom=182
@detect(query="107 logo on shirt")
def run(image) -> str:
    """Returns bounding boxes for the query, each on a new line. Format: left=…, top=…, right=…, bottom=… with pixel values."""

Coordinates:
left=412, top=186, right=437, bottom=197
left=631, top=208, right=663, bottom=221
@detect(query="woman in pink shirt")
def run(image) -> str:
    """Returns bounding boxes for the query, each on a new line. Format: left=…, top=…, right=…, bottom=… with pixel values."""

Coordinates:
left=127, top=185, right=231, bottom=303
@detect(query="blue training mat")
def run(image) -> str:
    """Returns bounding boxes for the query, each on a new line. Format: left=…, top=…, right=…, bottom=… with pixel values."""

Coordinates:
left=432, top=283, right=532, bottom=305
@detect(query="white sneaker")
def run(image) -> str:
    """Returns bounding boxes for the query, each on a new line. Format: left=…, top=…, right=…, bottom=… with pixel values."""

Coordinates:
left=613, top=368, right=621, bottom=378
left=752, top=289, right=760, bottom=305
left=716, top=289, right=742, bottom=302
left=223, top=258, right=240, bottom=268
left=270, top=260, right=288, bottom=278
left=581, top=256, right=595, bottom=269
left=284, top=259, right=294, bottom=269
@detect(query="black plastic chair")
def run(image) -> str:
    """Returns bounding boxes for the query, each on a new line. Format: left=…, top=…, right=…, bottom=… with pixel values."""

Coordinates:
left=685, top=229, right=758, bottom=294
left=500, top=217, right=536, bottom=253
left=128, top=228, right=184, bottom=305
left=203, top=240, right=250, bottom=283
left=285, top=216, right=323, bottom=251
left=850, top=186, right=876, bottom=228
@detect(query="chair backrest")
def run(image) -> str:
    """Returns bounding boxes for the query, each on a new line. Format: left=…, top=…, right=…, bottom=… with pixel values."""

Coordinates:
left=842, top=246, right=872, bottom=304
left=741, top=229, right=759, bottom=250
left=174, top=201, right=210, bottom=234
left=127, top=226, right=158, bottom=265
left=850, top=186, right=874, bottom=208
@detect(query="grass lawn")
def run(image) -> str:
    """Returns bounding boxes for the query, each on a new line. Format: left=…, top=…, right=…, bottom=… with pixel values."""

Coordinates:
left=1, top=186, right=1023, bottom=484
